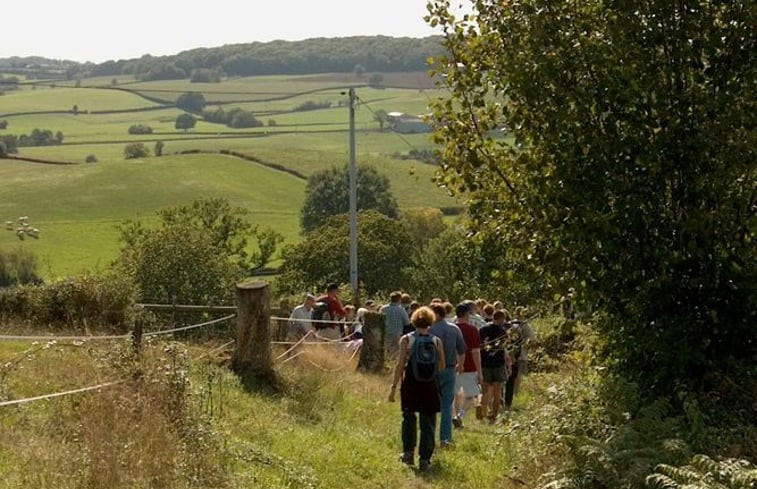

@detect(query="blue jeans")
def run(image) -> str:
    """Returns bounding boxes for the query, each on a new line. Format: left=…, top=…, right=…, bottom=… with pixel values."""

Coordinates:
left=437, top=367, right=457, bottom=442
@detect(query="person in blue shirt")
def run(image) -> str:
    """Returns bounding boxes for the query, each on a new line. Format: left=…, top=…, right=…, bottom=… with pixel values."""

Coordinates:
left=428, top=302, right=466, bottom=446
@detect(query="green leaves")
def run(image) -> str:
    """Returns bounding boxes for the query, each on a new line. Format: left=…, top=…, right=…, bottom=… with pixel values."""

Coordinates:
left=300, top=164, right=399, bottom=233
left=425, top=0, right=756, bottom=398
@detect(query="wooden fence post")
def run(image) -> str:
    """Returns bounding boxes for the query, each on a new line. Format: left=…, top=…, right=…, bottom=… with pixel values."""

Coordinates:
left=358, top=311, right=385, bottom=373
left=231, top=281, right=273, bottom=380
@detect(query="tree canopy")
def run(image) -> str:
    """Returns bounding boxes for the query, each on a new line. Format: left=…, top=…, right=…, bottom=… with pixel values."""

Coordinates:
left=278, top=210, right=413, bottom=295
left=426, top=0, right=755, bottom=399
left=300, top=164, right=399, bottom=233
left=77, top=36, right=442, bottom=80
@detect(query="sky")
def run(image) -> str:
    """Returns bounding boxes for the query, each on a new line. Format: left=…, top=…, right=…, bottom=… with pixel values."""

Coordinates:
left=2, top=0, right=442, bottom=63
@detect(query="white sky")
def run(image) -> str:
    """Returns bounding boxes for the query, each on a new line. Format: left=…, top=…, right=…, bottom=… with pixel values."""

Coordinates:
left=2, top=0, right=442, bottom=63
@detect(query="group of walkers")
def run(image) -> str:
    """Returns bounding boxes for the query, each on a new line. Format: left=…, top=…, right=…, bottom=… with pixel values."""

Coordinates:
left=388, top=297, right=534, bottom=470
left=287, top=286, right=535, bottom=472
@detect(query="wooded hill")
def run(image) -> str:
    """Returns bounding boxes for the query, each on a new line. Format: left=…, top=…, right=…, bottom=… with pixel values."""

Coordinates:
left=0, top=36, right=442, bottom=80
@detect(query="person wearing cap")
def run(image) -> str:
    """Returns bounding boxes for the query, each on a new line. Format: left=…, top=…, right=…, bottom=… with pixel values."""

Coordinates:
left=288, top=293, right=316, bottom=339
left=315, top=283, right=347, bottom=340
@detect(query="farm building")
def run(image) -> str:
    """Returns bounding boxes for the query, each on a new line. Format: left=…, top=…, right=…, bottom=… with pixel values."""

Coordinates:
left=386, top=112, right=432, bottom=134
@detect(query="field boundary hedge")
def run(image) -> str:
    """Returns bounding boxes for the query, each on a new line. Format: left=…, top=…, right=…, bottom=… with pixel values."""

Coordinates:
left=2, top=154, right=77, bottom=165
left=174, top=149, right=307, bottom=180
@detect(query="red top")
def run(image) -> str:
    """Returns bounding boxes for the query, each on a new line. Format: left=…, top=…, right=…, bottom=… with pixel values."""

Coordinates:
left=316, top=295, right=346, bottom=319
left=457, top=322, right=481, bottom=372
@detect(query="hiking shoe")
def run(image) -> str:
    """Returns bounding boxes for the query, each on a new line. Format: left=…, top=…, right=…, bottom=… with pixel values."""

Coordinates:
left=419, top=459, right=431, bottom=472
left=399, top=452, right=414, bottom=466
left=452, top=416, right=463, bottom=429
left=475, top=404, right=485, bottom=420
left=439, top=440, right=454, bottom=449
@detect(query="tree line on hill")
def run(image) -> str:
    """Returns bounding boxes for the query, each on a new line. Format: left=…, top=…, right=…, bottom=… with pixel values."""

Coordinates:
left=0, top=129, right=64, bottom=155
left=59, top=36, right=441, bottom=81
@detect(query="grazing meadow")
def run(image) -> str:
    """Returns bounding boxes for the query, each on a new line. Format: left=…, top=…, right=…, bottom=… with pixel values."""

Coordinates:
left=0, top=72, right=455, bottom=277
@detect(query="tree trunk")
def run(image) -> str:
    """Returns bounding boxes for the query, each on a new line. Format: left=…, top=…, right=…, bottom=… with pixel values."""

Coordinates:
left=358, top=311, right=385, bottom=373
left=231, top=281, right=272, bottom=379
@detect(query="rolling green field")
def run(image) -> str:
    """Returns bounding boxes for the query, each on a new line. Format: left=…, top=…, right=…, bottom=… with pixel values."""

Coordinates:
left=0, top=72, right=455, bottom=277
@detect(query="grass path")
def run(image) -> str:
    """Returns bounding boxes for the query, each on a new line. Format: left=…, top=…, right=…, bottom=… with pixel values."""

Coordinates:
left=0, top=339, right=528, bottom=488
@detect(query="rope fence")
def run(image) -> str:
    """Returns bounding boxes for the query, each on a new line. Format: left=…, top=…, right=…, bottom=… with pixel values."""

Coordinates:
left=0, top=314, right=237, bottom=342
left=0, top=380, right=123, bottom=408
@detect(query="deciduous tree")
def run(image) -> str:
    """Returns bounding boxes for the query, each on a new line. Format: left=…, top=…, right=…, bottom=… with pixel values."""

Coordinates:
left=300, top=164, right=399, bottom=233
left=426, top=0, right=755, bottom=397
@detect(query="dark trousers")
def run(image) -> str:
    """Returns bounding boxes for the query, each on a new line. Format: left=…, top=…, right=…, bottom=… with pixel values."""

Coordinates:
left=402, top=410, right=437, bottom=461
left=504, top=361, right=520, bottom=407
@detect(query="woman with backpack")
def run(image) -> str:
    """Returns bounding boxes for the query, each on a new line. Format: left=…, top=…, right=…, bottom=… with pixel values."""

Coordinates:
left=388, top=306, right=445, bottom=471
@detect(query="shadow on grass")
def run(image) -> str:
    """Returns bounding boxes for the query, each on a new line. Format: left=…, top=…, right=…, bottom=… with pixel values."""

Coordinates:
left=234, top=367, right=287, bottom=396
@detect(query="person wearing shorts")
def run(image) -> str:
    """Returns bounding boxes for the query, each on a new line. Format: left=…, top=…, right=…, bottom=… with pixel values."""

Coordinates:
left=479, top=310, right=509, bottom=421
left=453, top=302, right=482, bottom=428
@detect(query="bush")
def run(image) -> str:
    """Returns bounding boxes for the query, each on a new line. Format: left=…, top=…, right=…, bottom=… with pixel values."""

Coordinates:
left=85, top=154, right=98, bottom=163
left=190, top=68, right=221, bottom=83
left=175, top=92, right=206, bottom=113
left=0, top=119, right=7, bottom=129
left=124, top=142, right=150, bottom=159
left=0, top=135, right=17, bottom=153
left=127, top=124, right=153, bottom=135
left=294, top=100, right=332, bottom=112
left=277, top=210, right=413, bottom=295
left=0, top=247, right=42, bottom=287
left=0, top=273, right=136, bottom=327
left=202, top=107, right=262, bottom=128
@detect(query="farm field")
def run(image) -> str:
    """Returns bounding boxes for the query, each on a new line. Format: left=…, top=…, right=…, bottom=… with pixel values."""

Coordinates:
left=0, top=155, right=304, bottom=276
left=1, top=71, right=456, bottom=277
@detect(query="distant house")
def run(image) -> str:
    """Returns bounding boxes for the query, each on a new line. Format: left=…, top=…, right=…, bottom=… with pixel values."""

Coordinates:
left=387, top=112, right=432, bottom=134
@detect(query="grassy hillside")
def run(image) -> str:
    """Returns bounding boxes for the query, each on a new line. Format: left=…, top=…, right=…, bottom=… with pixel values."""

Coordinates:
left=0, top=154, right=304, bottom=276
left=0, top=72, right=455, bottom=276
left=0, top=86, right=163, bottom=114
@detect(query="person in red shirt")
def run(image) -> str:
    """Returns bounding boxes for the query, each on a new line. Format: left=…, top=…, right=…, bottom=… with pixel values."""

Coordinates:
left=315, top=283, right=347, bottom=339
left=453, top=302, right=483, bottom=428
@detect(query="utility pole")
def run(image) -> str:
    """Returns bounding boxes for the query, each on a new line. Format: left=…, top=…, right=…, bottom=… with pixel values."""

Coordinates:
left=348, top=88, right=359, bottom=300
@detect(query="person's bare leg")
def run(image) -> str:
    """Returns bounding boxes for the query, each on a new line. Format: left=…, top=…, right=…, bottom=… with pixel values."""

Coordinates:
left=489, top=382, right=502, bottom=420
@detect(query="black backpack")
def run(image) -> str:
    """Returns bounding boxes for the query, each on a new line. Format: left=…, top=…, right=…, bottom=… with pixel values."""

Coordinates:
left=408, top=333, right=439, bottom=383
left=312, top=301, right=331, bottom=322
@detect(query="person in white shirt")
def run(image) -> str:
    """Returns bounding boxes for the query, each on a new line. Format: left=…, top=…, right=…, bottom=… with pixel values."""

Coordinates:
left=288, top=293, right=316, bottom=339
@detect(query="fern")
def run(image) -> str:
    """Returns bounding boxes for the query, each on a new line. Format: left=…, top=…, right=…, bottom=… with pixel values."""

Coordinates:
left=646, top=456, right=757, bottom=489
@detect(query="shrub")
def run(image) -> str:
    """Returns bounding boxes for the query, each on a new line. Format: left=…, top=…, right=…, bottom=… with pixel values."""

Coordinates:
left=124, top=142, right=150, bottom=159
left=190, top=68, right=221, bottom=83
left=0, top=247, right=41, bottom=287
left=0, top=119, right=7, bottom=129
left=0, top=273, right=136, bottom=327
left=127, top=124, right=153, bottom=135
left=294, top=100, right=332, bottom=112
left=85, top=154, right=98, bottom=163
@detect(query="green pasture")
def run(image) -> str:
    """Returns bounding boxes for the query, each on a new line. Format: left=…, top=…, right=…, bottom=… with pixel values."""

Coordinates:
left=0, top=86, right=161, bottom=114
left=1, top=72, right=456, bottom=276
left=0, top=154, right=303, bottom=277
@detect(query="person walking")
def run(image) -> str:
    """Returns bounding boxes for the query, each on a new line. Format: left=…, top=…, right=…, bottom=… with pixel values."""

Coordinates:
left=453, top=302, right=483, bottom=428
left=380, top=291, right=411, bottom=354
left=479, top=310, right=509, bottom=422
left=314, top=283, right=347, bottom=340
left=429, top=303, right=466, bottom=447
left=288, top=293, right=316, bottom=340
left=504, top=307, right=536, bottom=408
left=388, top=306, right=444, bottom=471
